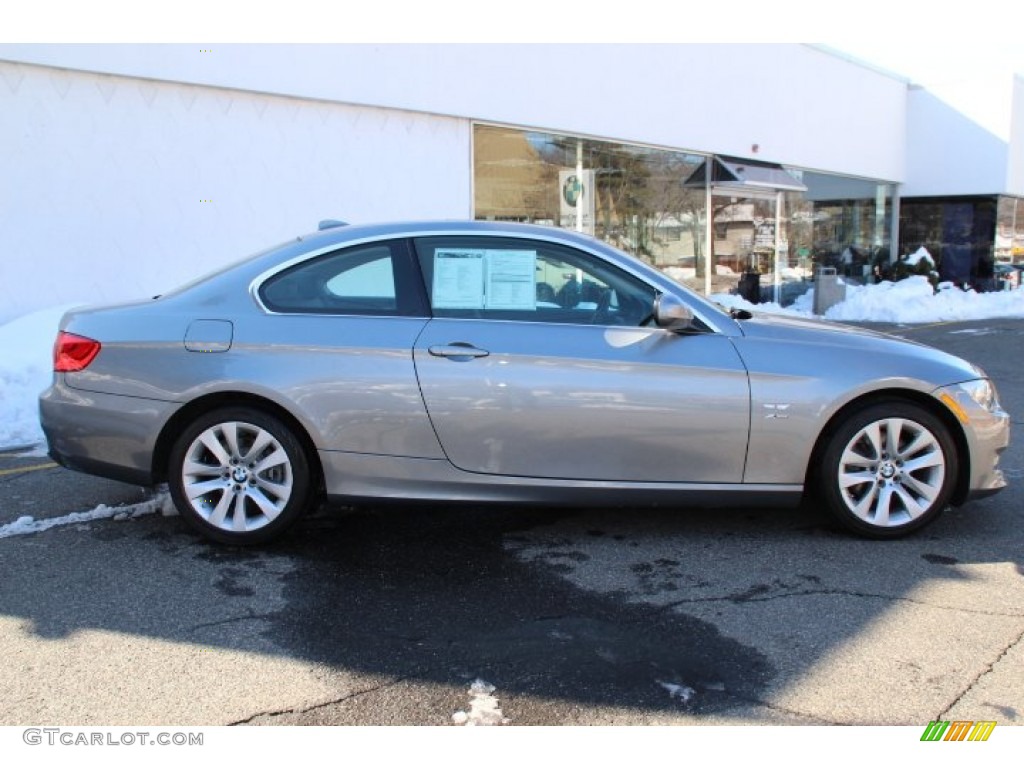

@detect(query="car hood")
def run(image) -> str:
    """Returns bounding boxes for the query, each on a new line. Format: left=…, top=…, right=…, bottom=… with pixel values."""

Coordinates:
left=736, top=311, right=901, bottom=341
left=733, top=311, right=986, bottom=383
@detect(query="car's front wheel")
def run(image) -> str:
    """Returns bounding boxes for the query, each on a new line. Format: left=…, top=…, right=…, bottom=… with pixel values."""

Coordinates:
left=819, top=401, right=958, bottom=538
left=168, top=407, right=313, bottom=545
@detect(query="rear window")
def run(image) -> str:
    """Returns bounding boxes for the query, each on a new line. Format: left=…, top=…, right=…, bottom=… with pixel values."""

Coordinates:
left=260, top=242, right=423, bottom=315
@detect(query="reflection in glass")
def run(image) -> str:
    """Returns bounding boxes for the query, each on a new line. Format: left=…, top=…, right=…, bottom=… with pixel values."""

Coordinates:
left=899, top=196, right=1001, bottom=289
left=474, top=124, right=898, bottom=304
left=710, top=193, right=777, bottom=299
left=996, top=195, right=1024, bottom=265
left=786, top=173, right=894, bottom=284
left=474, top=124, right=707, bottom=274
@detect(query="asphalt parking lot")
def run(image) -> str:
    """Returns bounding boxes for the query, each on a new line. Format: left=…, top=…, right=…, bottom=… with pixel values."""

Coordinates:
left=0, top=318, right=1021, bottom=726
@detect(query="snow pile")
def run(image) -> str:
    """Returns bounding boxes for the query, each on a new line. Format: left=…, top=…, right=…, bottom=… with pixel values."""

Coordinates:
left=0, top=304, right=77, bottom=449
left=663, top=264, right=738, bottom=281
left=781, top=266, right=813, bottom=280
left=451, top=679, right=509, bottom=726
left=712, top=276, right=1024, bottom=324
left=712, top=292, right=802, bottom=318
left=0, top=488, right=176, bottom=540
left=825, top=277, right=1024, bottom=322
left=663, top=267, right=695, bottom=281
left=903, top=246, right=935, bottom=268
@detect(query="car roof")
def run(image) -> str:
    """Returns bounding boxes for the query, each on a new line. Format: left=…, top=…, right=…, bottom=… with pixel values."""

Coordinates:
left=295, top=219, right=609, bottom=248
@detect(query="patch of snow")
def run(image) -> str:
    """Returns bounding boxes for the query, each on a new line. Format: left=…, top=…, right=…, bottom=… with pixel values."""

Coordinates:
left=658, top=680, right=695, bottom=703
left=14, top=444, right=51, bottom=458
left=663, top=267, right=695, bottom=281
left=451, top=678, right=509, bottom=726
left=826, top=278, right=1024, bottom=323
left=781, top=266, right=813, bottom=280
left=711, top=275, right=1024, bottom=324
left=0, top=304, right=81, bottom=450
left=0, top=488, right=176, bottom=540
left=903, top=246, right=935, bottom=267
left=712, top=292, right=805, bottom=318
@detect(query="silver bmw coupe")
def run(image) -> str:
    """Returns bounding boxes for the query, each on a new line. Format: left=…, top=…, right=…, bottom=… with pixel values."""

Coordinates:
left=40, top=221, right=1010, bottom=544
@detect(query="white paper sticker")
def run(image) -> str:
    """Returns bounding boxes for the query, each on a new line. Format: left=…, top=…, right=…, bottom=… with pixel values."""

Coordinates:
left=485, top=250, right=537, bottom=310
left=433, top=249, right=486, bottom=309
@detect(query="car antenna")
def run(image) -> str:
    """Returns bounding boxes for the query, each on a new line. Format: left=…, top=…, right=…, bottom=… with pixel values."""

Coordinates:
left=318, top=219, right=349, bottom=230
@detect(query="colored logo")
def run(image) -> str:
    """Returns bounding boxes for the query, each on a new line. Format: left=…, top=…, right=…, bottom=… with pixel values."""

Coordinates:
left=562, top=175, right=584, bottom=208
left=920, top=720, right=996, bottom=742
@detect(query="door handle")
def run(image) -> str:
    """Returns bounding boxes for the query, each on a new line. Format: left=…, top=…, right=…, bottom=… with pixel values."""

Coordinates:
left=428, top=343, right=490, bottom=359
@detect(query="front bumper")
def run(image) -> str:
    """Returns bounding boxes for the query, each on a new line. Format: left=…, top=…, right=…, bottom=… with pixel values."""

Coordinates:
left=934, top=382, right=1011, bottom=503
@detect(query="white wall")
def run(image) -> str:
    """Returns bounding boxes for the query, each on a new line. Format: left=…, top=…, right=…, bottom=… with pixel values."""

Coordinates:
left=1008, top=76, right=1024, bottom=196
left=1, top=43, right=909, bottom=181
left=0, top=60, right=470, bottom=324
left=903, top=77, right=1019, bottom=198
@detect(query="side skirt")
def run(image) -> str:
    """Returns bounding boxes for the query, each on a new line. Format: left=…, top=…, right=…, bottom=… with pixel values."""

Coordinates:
left=320, top=451, right=802, bottom=508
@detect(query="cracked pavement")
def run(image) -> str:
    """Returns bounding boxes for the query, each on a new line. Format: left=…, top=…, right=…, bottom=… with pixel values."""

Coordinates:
left=0, top=318, right=1021, bottom=726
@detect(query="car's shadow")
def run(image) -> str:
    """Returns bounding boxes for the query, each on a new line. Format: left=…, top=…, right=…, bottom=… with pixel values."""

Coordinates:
left=1, top=483, right=1021, bottom=724
left=262, top=502, right=783, bottom=721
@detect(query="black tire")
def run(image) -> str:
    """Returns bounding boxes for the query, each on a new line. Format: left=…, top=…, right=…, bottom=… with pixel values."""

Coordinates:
left=818, top=401, right=958, bottom=539
left=168, top=407, right=313, bottom=545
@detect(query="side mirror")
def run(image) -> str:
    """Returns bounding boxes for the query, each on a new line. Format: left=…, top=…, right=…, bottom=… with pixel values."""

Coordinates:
left=654, top=293, right=695, bottom=332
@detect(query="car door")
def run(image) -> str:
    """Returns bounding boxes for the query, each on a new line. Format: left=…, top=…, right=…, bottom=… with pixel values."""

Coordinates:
left=411, top=235, right=751, bottom=483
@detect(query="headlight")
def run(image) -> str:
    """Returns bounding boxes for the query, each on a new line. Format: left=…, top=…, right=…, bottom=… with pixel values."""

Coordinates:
left=937, top=379, right=1001, bottom=424
left=957, top=379, right=998, bottom=412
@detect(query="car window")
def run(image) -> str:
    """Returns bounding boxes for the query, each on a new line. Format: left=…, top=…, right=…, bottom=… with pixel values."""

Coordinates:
left=324, top=256, right=395, bottom=298
left=413, top=236, right=657, bottom=326
left=259, top=241, right=425, bottom=316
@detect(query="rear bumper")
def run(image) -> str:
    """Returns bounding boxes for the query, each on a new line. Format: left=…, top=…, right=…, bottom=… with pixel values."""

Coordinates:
left=39, top=378, right=178, bottom=486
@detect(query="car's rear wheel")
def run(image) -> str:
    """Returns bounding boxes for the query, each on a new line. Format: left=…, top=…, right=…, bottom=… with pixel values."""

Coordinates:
left=819, top=401, right=957, bottom=538
left=168, top=407, right=312, bottom=545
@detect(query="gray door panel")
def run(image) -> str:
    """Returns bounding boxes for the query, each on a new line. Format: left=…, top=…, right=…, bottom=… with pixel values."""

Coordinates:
left=414, top=319, right=750, bottom=482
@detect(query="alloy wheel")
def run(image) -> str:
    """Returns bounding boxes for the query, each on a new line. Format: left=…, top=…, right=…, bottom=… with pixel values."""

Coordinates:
left=181, top=420, right=294, bottom=534
left=836, top=416, right=946, bottom=528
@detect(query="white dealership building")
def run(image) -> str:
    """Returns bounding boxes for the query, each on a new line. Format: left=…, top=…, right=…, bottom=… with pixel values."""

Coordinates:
left=1, top=44, right=1022, bottom=323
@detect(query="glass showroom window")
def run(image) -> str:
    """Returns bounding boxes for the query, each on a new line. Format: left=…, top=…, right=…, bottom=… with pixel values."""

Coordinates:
left=784, top=172, right=895, bottom=285
left=474, top=124, right=895, bottom=304
left=473, top=124, right=708, bottom=283
left=900, top=196, right=998, bottom=288
left=1018, top=198, right=1024, bottom=261
left=996, top=196, right=1024, bottom=263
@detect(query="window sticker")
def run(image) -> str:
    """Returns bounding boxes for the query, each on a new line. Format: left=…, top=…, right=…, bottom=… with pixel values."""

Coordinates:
left=485, top=250, right=537, bottom=310
left=432, top=248, right=539, bottom=311
left=433, top=249, right=486, bottom=309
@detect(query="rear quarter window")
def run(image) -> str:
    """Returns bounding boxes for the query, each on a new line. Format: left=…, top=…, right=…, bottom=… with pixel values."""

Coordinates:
left=259, top=241, right=425, bottom=316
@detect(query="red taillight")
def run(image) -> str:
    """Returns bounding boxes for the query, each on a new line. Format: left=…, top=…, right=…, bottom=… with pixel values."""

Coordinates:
left=53, top=331, right=101, bottom=372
